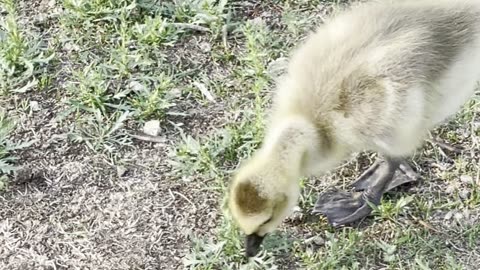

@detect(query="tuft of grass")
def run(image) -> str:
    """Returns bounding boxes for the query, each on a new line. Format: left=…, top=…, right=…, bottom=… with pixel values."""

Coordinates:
left=67, top=109, right=132, bottom=153
left=294, top=230, right=368, bottom=270
left=170, top=108, right=264, bottom=180
left=372, top=195, right=416, bottom=222
left=0, top=0, right=54, bottom=93
left=0, top=111, right=35, bottom=189
left=58, top=0, right=234, bottom=152
left=161, top=0, right=232, bottom=38
left=183, top=204, right=282, bottom=270
left=171, top=14, right=273, bottom=181
left=0, top=111, right=17, bottom=176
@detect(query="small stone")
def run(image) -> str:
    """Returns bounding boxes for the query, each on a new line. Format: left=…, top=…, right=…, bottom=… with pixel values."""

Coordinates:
left=462, top=129, right=471, bottom=138
left=143, top=120, right=161, bottom=136
left=444, top=211, right=453, bottom=220
left=250, top=17, right=264, bottom=26
left=169, top=88, right=182, bottom=99
left=312, top=236, right=325, bottom=246
left=445, top=185, right=456, bottom=194
left=181, top=176, right=192, bottom=182
left=454, top=212, right=463, bottom=221
left=63, top=42, right=80, bottom=52
left=129, top=81, right=145, bottom=92
left=30, top=101, right=41, bottom=112
left=34, top=14, right=47, bottom=25
left=261, top=11, right=272, bottom=18
left=445, top=181, right=460, bottom=194
left=267, top=57, right=289, bottom=78
left=289, top=206, right=303, bottom=221
left=459, top=190, right=471, bottom=200
left=460, top=175, right=473, bottom=184
left=199, top=42, right=211, bottom=53
left=473, top=121, right=480, bottom=129
left=305, top=235, right=325, bottom=246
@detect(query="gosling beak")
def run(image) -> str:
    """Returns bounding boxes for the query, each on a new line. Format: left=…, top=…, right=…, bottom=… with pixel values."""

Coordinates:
left=245, top=233, right=265, bottom=257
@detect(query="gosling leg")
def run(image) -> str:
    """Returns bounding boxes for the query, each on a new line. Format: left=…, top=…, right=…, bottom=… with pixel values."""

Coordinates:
left=313, top=157, right=415, bottom=227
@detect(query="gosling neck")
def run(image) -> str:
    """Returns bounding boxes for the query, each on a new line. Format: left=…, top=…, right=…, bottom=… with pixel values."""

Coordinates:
left=261, top=116, right=322, bottom=180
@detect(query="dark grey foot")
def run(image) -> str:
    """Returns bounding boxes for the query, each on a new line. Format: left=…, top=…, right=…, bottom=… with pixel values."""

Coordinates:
left=351, top=159, right=418, bottom=192
left=312, top=158, right=415, bottom=227
left=312, top=188, right=379, bottom=227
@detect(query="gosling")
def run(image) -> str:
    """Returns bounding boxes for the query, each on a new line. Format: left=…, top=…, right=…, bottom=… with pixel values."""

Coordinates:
left=227, top=0, right=480, bottom=257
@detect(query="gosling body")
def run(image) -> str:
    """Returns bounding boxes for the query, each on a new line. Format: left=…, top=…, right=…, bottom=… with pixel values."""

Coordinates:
left=228, top=0, right=480, bottom=257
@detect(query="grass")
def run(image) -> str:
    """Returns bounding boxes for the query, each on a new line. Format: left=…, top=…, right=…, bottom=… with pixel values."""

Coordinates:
left=0, top=111, right=34, bottom=190
left=0, top=111, right=17, bottom=188
left=0, top=0, right=479, bottom=269
left=0, top=0, right=54, bottom=94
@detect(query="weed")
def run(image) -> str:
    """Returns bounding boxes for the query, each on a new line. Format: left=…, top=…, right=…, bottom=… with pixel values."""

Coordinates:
left=295, top=230, right=366, bottom=270
left=0, top=111, right=35, bottom=189
left=373, top=195, right=415, bottom=222
left=68, top=109, right=132, bottom=152
left=171, top=109, right=263, bottom=181
left=0, top=111, right=17, bottom=175
left=0, top=0, right=54, bottom=93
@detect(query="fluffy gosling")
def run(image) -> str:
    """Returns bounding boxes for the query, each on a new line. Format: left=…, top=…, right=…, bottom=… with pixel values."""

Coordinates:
left=227, top=0, right=480, bottom=257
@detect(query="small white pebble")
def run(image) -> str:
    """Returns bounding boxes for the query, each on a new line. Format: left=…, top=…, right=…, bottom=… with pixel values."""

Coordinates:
left=198, top=42, right=211, bottom=53
left=143, top=120, right=161, bottom=136
left=30, top=101, right=41, bottom=112
left=181, top=176, right=192, bottom=182
left=472, top=121, right=480, bottom=130
left=459, top=190, right=471, bottom=200
left=460, top=175, right=473, bottom=184
left=445, top=185, right=456, bottom=194
left=312, top=236, right=325, bottom=246
left=169, top=88, right=182, bottom=99
left=129, top=81, right=145, bottom=92
left=250, top=17, right=264, bottom=26
left=267, top=57, right=289, bottom=78
left=63, top=42, right=80, bottom=52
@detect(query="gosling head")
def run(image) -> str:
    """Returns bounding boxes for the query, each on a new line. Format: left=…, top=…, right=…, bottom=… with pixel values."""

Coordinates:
left=228, top=159, right=300, bottom=257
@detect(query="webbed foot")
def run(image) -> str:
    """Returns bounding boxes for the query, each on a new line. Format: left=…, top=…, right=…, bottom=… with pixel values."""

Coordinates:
left=312, top=158, right=417, bottom=227
left=350, top=159, right=418, bottom=192
left=312, top=188, right=380, bottom=227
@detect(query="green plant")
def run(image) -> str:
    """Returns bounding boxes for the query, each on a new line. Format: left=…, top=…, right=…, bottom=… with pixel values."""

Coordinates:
left=0, top=0, right=54, bottom=93
left=0, top=111, right=35, bottom=189
left=68, top=109, right=132, bottom=152
left=0, top=111, right=17, bottom=174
